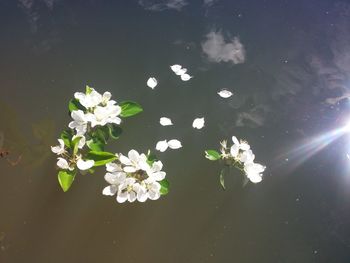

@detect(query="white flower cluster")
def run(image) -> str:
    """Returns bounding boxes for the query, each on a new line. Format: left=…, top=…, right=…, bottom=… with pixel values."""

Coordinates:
left=51, top=136, right=95, bottom=171
left=221, top=136, right=266, bottom=183
left=51, top=87, right=122, bottom=173
left=69, top=88, right=122, bottom=136
left=102, top=150, right=167, bottom=203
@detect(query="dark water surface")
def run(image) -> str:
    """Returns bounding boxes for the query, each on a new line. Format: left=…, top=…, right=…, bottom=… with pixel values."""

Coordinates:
left=1, top=0, right=350, bottom=262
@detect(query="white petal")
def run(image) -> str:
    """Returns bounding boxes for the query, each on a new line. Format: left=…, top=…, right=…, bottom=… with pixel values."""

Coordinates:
left=230, top=145, right=239, bottom=157
left=77, top=159, right=94, bottom=170
left=151, top=160, right=163, bottom=172
left=168, top=139, right=182, bottom=149
left=102, top=91, right=112, bottom=102
left=74, top=92, right=85, bottom=102
left=239, top=141, right=250, bottom=151
left=150, top=171, right=166, bottom=181
left=106, top=162, right=122, bottom=172
left=110, top=117, right=122, bottom=125
left=123, top=166, right=137, bottom=173
left=139, top=160, right=150, bottom=172
left=104, top=172, right=126, bottom=185
left=192, top=117, right=205, bottom=129
left=175, top=68, right=187, bottom=76
left=102, top=185, right=118, bottom=196
left=128, top=150, right=140, bottom=163
left=244, top=163, right=266, bottom=175
left=232, top=136, right=239, bottom=145
left=119, top=154, right=132, bottom=165
left=247, top=173, right=262, bottom=183
left=180, top=73, right=192, bottom=81
left=170, top=64, right=182, bottom=73
left=160, top=117, right=173, bottom=126
left=240, top=149, right=255, bottom=164
left=156, top=140, right=168, bottom=152
left=51, top=139, right=65, bottom=154
left=147, top=77, right=157, bottom=89
left=148, top=188, right=160, bottom=200
left=57, top=157, right=70, bottom=170
left=116, top=191, right=128, bottom=203
left=71, top=110, right=86, bottom=122
left=128, top=191, right=137, bottom=202
left=137, top=191, right=148, bottom=202
left=217, top=89, right=233, bottom=98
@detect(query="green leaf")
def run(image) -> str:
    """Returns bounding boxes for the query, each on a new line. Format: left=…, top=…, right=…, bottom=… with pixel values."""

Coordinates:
left=86, top=85, right=93, bottom=94
left=58, top=170, right=76, bottom=192
left=93, top=126, right=110, bottom=144
left=219, top=169, right=226, bottom=190
left=119, top=101, right=143, bottom=118
left=71, top=136, right=82, bottom=155
left=159, top=179, right=169, bottom=195
left=86, top=138, right=105, bottom=151
left=60, top=129, right=73, bottom=148
left=68, top=98, right=84, bottom=113
left=146, top=151, right=158, bottom=166
left=108, top=124, right=122, bottom=140
left=86, top=151, right=117, bottom=166
left=205, top=150, right=221, bottom=161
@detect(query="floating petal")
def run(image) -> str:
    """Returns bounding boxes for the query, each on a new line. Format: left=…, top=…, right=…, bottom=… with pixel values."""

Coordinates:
left=175, top=68, right=187, bottom=76
left=192, top=117, right=205, bottom=129
left=147, top=77, right=158, bottom=89
left=170, top=64, right=182, bottom=73
left=156, top=140, right=168, bottom=152
left=180, top=73, right=192, bottom=81
left=168, top=139, right=182, bottom=149
left=160, top=117, right=173, bottom=126
left=217, top=89, right=233, bottom=98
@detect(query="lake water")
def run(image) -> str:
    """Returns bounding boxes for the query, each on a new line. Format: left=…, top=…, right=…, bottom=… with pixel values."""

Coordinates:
left=1, top=0, right=350, bottom=262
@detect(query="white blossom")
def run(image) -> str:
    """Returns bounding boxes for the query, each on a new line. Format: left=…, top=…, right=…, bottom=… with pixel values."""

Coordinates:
left=74, top=88, right=102, bottom=109
left=116, top=178, right=138, bottom=203
left=144, top=179, right=161, bottom=200
left=87, top=104, right=122, bottom=128
left=68, top=110, right=88, bottom=136
left=160, top=117, right=173, bottom=126
left=232, top=136, right=250, bottom=151
left=119, top=150, right=149, bottom=173
left=102, top=150, right=167, bottom=203
left=192, top=117, right=205, bottom=129
left=51, top=139, right=65, bottom=155
left=147, top=77, right=158, bottom=89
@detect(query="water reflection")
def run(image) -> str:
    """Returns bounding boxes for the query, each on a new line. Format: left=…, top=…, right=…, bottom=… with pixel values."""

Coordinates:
left=1, top=0, right=350, bottom=262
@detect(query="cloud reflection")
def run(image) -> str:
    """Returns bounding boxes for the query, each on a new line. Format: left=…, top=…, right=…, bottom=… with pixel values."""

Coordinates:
left=201, top=31, right=245, bottom=64
left=138, top=0, right=188, bottom=11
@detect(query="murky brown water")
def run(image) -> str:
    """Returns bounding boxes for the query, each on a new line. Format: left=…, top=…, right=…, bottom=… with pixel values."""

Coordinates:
left=1, top=0, right=350, bottom=262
